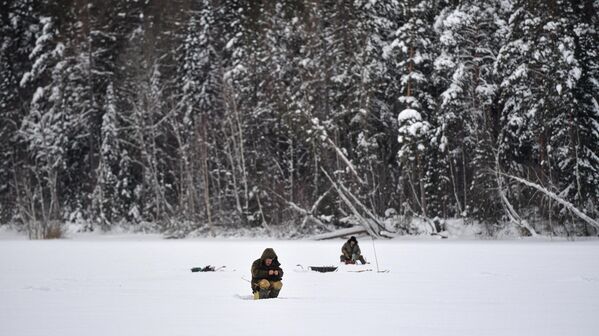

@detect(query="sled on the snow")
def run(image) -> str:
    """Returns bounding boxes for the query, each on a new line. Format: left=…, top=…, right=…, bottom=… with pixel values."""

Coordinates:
left=309, top=266, right=338, bottom=273
left=295, top=264, right=338, bottom=273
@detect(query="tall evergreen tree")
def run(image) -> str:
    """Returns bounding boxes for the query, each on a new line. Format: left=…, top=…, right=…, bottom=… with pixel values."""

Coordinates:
left=387, top=0, right=443, bottom=218
left=434, top=0, right=507, bottom=218
left=18, top=11, right=70, bottom=236
left=0, top=0, right=39, bottom=222
left=496, top=0, right=597, bottom=232
left=92, top=82, right=120, bottom=228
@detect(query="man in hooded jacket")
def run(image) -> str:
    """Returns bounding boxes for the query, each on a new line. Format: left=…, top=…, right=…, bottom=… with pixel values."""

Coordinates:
left=251, top=248, right=284, bottom=299
left=340, top=236, right=367, bottom=264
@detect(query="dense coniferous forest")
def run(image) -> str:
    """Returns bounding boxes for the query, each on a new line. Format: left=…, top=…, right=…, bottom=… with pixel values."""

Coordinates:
left=1, top=0, right=598, bottom=238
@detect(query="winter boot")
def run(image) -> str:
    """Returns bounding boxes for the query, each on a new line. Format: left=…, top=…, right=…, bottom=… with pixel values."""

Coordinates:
left=258, top=288, right=270, bottom=299
left=268, top=281, right=283, bottom=298
left=256, top=279, right=272, bottom=299
left=269, top=289, right=280, bottom=298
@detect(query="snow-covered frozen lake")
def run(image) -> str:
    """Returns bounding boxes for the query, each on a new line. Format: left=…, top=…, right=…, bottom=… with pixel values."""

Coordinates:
left=1, top=235, right=599, bottom=336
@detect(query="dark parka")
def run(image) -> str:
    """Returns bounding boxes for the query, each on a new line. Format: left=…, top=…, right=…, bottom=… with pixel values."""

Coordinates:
left=251, top=248, right=284, bottom=291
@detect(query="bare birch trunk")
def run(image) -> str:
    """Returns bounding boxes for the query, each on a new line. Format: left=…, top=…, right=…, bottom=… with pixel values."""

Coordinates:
left=200, top=116, right=212, bottom=228
left=462, top=149, right=467, bottom=213
left=407, top=171, right=423, bottom=214
left=231, top=90, right=249, bottom=211
left=289, top=138, right=294, bottom=204
left=417, top=154, right=427, bottom=218
left=448, top=157, right=463, bottom=214
left=224, top=139, right=243, bottom=215
left=222, top=74, right=249, bottom=214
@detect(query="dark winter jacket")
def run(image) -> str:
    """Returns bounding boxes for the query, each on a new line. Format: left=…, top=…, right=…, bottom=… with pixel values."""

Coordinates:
left=251, top=248, right=284, bottom=290
left=341, top=239, right=362, bottom=259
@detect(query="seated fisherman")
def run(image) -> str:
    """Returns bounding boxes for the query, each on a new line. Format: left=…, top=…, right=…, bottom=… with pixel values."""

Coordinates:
left=251, top=248, right=284, bottom=299
left=340, top=236, right=367, bottom=264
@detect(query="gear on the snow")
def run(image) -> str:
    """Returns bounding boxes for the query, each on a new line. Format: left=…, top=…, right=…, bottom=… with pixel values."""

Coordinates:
left=191, top=265, right=218, bottom=272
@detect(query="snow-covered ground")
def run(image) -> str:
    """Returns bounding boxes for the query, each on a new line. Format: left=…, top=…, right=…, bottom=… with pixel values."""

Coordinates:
left=1, top=234, right=599, bottom=336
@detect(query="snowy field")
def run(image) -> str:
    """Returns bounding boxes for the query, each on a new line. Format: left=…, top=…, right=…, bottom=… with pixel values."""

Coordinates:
left=1, top=235, right=599, bottom=336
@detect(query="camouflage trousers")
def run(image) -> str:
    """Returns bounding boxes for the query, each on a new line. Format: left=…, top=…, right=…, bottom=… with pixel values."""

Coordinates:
left=253, top=279, right=283, bottom=299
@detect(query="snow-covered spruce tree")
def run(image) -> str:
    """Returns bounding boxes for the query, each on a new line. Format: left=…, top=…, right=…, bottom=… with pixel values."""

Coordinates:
left=249, top=1, right=308, bottom=227
left=138, top=64, right=175, bottom=227
left=54, top=33, right=97, bottom=224
left=177, top=6, right=205, bottom=224
left=10, top=0, right=121, bottom=232
left=218, top=0, right=260, bottom=227
left=113, top=10, right=176, bottom=229
left=495, top=5, right=546, bottom=230
left=57, top=0, right=134, bottom=229
left=495, top=8, right=536, bottom=178
left=221, top=1, right=319, bottom=230
left=386, top=0, right=445, bottom=220
left=274, top=1, right=348, bottom=231
left=433, top=0, right=508, bottom=220
left=0, top=0, right=40, bottom=224
left=542, top=19, right=585, bottom=232
left=78, top=0, right=123, bottom=186
left=319, top=0, right=365, bottom=185
left=29, top=0, right=136, bottom=230
left=18, top=11, right=69, bottom=238
left=496, top=0, right=597, bottom=234
left=351, top=0, right=404, bottom=217
left=303, top=0, right=388, bottom=229
left=86, top=0, right=163, bottom=229
left=396, top=109, right=433, bottom=219
left=566, top=1, right=599, bottom=231
left=92, top=83, right=120, bottom=229
left=466, top=1, right=514, bottom=225
left=538, top=0, right=599, bottom=233
left=174, top=0, right=225, bottom=231
left=287, top=1, right=339, bottom=224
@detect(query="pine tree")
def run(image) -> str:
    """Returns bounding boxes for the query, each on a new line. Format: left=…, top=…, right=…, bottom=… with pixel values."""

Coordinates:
left=219, top=0, right=256, bottom=224
left=434, top=0, right=507, bottom=218
left=18, top=11, right=70, bottom=237
left=92, top=82, right=120, bottom=229
left=386, top=0, right=444, bottom=218
left=174, top=0, right=225, bottom=229
left=560, top=0, right=599, bottom=228
left=352, top=0, right=404, bottom=215
left=253, top=1, right=305, bottom=224
left=0, top=0, right=39, bottom=222
left=396, top=108, right=433, bottom=218
left=496, top=0, right=597, bottom=232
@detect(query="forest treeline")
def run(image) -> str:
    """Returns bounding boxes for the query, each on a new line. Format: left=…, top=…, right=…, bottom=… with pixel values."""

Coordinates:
left=1, top=0, right=598, bottom=238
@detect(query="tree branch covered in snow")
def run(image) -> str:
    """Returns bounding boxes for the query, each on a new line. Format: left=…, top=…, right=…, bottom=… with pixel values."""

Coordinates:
left=1, top=0, right=598, bottom=238
left=497, top=171, right=599, bottom=231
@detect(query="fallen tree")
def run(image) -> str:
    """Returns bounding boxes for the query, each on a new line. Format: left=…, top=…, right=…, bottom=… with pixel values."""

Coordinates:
left=497, top=171, right=599, bottom=231
left=321, top=169, right=394, bottom=238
